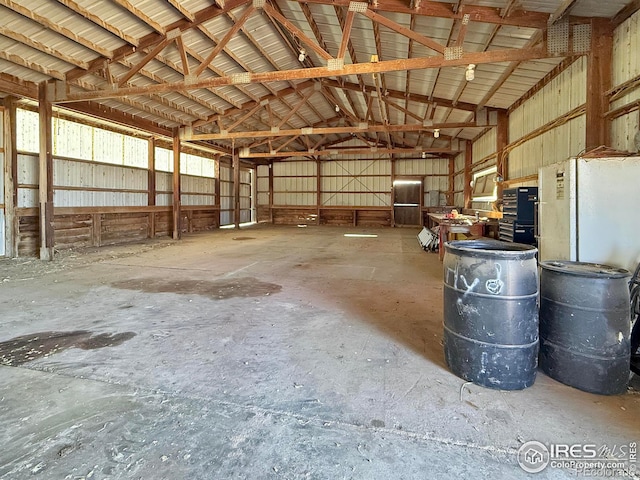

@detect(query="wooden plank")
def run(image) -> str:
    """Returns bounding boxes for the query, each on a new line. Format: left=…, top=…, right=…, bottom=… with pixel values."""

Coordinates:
left=39, top=83, right=54, bottom=260
left=233, top=152, right=240, bottom=228
left=59, top=46, right=560, bottom=103
left=172, top=132, right=181, bottom=239
left=496, top=110, right=508, bottom=199
left=3, top=96, right=18, bottom=257
left=193, top=5, right=256, bottom=77
left=296, top=0, right=552, bottom=29
left=447, top=157, right=455, bottom=205
left=148, top=138, right=156, bottom=206
left=337, top=10, right=356, bottom=60
left=189, top=122, right=476, bottom=141
left=463, top=140, right=472, bottom=208
left=586, top=19, right=613, bottom=150
left=263, top=3, right=333, bottom=62
left=362, top=9, right=445, bottom=54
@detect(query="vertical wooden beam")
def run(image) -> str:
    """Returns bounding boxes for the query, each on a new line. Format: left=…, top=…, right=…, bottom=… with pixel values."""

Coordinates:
left=233, top=152, right=241, bottom=229
left=463, top=140, right=472, bottom=209
left=268, top=162, right=274, bottom=224
left=390, top=157, right=396, bottom=227
left=172, top=130, right=181, bottom=239
left=316, top=158, right=321, bottom=225
left=496, top=110, right=509, bottom=199
left=38, top=83, right=54, bottom=261
left=147, top=137, right=156, bottom=238
left=214, top=155, right=221, bottom=228
left=447, top=157, right=455, bottom=205
left=3, top=97, right=18, bottom=257
left=586, top=19, right=613, bottom=150
left=92, top=213, right=102, bottom=247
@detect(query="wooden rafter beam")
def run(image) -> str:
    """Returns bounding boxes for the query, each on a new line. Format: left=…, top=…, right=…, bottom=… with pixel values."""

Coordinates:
left=295, top=0, right=553, bottom=29
left=55, top=0, right=140, bottom=45
left=226, top=102, right=264, bottom=132
left=263, top=3, right=333, bottom=61
left=182, top=122, right=478, bottom=141
left=167, top=0, right=196, bottom=22
left=277, top=88, right=316, bottom=128
left=383, top=97, right=423, bottom=122
left=117, top=37, right=174, bottom=86
left=611, top=0, right=640, bottom=28
left=65, top=0, right=253, bottom=81
left=337, top=9, right=356, bottom=60
left=322, top=79, right=478, bottom=112
left=193, top=5, right=256, bottom=77
left=548, top=0, right=580, bottom=25
left=0, top=25, right=91, bottom=70
left=242, top=146, right=458, bottom=158
left=192, top=80, right=316, bottom=128
left=57, top=46, right=563, bottom=103
left=0, top=0, right=114, bottom=58
left=362, top=8, right=445, bottom=54
left=111, top=0, right=166, bottom=34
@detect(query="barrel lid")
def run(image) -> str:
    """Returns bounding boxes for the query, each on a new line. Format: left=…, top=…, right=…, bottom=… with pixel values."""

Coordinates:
left=540, top=260, right=630, bottom=278
left=444, top=239, right=537, bottom=259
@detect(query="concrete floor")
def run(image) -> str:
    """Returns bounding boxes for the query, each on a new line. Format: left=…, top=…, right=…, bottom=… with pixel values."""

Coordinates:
left=0, top=225, right=638, bottom=479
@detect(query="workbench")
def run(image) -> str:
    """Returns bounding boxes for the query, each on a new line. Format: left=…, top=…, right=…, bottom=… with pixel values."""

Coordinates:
left=427, top=213, right=486, bottom=260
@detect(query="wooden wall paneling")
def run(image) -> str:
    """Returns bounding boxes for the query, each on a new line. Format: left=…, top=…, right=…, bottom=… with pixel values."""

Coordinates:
left=39, top=82, right=54, bottom=260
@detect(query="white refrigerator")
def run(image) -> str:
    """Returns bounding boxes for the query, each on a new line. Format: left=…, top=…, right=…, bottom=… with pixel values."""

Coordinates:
left=538, top=156, right=640, bottom=273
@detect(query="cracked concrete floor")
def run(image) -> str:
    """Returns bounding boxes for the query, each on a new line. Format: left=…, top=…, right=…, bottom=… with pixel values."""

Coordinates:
left=0, top=225, right=639, bottom=479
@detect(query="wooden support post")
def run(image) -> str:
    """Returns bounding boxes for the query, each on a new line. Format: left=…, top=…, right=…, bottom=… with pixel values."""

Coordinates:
left=38, top=83, right=54, bottom=261
left=91, top=213, right=102, bottom=247
left=316, top=158, right=321, bottom=225
left=233, top=152, right=240, bottom=229
left=390, top=157, right=396, bottom=227
left=3, top=97, right=18, bottom=257
left=463, top=140, right=473, bottom=209
left=447, top=157, right=455, bottom=205
left=586, top=19, right=613, bottom=150
left=214, top=155, right=221, bottom=228
left=147, top=138, right=156, bottom=238
left=268, top=163, right=274, bottom=224
left=172, top=131, right=181, bottom=239
left=496, top=110, right=508, bottom=199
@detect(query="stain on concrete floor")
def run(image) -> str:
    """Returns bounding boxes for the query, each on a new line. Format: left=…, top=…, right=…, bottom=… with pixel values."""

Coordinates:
left=111, top=276, right=281, bottom=300
left=0, top=330, right=136, bottom=366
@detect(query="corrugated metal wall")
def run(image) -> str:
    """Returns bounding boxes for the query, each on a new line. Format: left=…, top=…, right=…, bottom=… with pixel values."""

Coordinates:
left=611, top=10, right=640, bottom=152
left=258, top=157, right=449, bottom=208
left=273, top=161, right=316, bottom=206
left=395, top=158, right=448, bottom=206
left=508, top=57, right=587, bottom=179
left=321, top=158, right=390, bottom=207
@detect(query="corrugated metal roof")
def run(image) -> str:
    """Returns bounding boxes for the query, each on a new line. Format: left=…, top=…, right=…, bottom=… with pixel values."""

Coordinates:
left=0, top=0, right=636, bottom=158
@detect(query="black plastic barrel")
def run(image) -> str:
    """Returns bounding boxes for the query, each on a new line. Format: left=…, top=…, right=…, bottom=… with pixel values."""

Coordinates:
left=539, top=261, right=631, bottom=395
left=443, top=239, right=539, bottom=390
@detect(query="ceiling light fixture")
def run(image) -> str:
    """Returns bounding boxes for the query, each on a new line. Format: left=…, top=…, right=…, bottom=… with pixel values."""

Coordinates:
left=433, top=129, right=440, bottom=139
left=421, top=152, right=426, bottom=159
left=335, top=104, right=340, bottom=113
left=465, top=63, right=475, bottom=81
left=298, top=48, right=306, bottom=62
